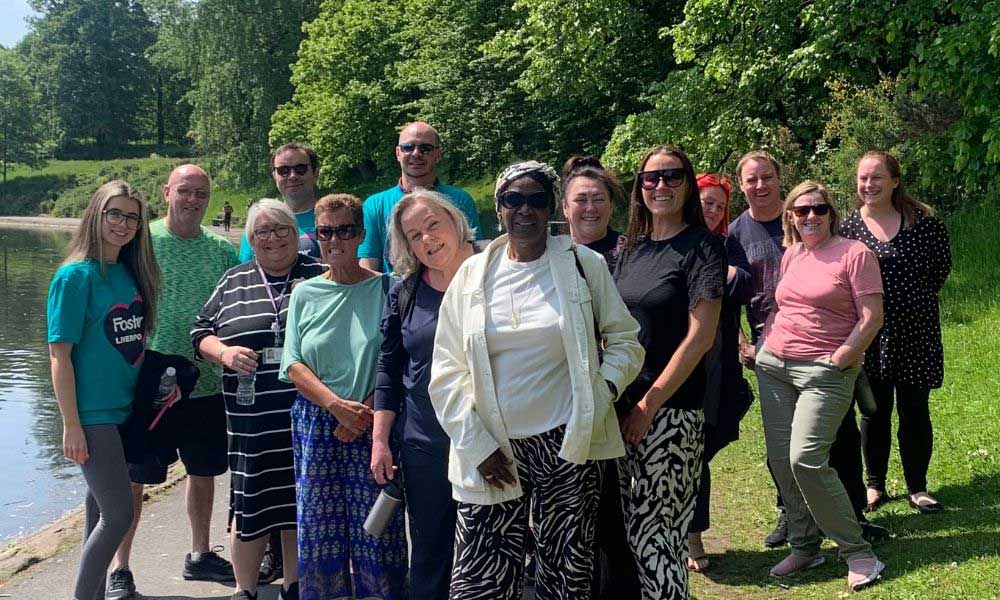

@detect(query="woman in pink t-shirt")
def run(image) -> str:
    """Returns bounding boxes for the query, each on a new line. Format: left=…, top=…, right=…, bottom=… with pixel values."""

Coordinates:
left=755, top=180, right=887, bottom=591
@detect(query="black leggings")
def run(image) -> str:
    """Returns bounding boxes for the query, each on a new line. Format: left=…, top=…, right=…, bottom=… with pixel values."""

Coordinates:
left=861, top=377, right=933, bottom=494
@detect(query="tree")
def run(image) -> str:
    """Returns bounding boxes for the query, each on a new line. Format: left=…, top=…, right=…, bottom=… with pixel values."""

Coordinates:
left=154, top=0, right=321, bottom=188
left=25, top=0, right=157, bottom=149
left=0, top=48, right=51, bottom=191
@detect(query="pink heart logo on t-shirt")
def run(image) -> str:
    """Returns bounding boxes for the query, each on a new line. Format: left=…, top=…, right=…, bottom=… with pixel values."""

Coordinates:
left=103, top=295, right=146, bottom=366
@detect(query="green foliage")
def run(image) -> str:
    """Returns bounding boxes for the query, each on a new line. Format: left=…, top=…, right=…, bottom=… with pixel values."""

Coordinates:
left=155, top=0, right=322, bottom=188
left=0, top=48, right=52, bottom=186
left=23, top=0, right=157, bottom=148
left=271, top=0, right=406, bottom=188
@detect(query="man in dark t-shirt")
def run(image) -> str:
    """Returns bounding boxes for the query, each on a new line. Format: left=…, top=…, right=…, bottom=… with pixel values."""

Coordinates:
left=731, top=151, right=887, bottom=549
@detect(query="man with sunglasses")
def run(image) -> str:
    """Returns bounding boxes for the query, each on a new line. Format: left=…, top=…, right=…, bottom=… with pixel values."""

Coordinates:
left=238, top=142, right=324, bottom=262
left=107, top=165, right=239, bottom=600
left=358, top=121, right=482, bottom=272
left=727, top=152, right=888, bottom=551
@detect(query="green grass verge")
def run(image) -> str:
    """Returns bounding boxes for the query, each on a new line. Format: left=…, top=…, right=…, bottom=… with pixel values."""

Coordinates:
left=690, top=203, right=1000, bottom=599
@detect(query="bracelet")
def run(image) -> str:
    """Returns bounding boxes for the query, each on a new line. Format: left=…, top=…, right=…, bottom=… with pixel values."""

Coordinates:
left=217, top=347, right=226, bottom=364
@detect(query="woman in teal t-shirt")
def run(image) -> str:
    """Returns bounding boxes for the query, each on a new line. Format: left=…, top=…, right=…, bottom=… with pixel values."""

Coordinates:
left=47, top=180, right=161, bottom=600
left=279, top=194, right=406, bottom=600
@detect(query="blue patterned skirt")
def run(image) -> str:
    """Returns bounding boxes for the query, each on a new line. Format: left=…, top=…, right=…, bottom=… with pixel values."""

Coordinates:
left=291, top=394, right=408, bottom=599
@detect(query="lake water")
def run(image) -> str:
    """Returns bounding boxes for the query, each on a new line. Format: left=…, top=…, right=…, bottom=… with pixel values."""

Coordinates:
left=0, top=227, right=87, bottom=541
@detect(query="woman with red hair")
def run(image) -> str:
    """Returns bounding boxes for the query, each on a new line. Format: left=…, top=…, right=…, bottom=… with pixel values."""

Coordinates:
left=684, top=174, right=755, bottom=572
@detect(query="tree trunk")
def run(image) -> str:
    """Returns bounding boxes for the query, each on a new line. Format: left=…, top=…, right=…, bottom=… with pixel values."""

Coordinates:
left=156, top=71, right=165, bottom=148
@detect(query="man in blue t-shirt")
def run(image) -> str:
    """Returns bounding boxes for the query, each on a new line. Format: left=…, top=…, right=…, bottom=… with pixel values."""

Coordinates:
left=358, top=121, right=482, bottom=273
left=728, top=151, right=887, bottom=551
left=238, top=142, right=322, bottom=262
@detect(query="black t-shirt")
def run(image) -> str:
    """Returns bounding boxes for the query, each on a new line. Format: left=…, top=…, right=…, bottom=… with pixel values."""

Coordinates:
left=584, top=228, right=625, bottom=273
left=727, top=210, right=784, bottom=341
left=614, top=226, right=726, bottom=411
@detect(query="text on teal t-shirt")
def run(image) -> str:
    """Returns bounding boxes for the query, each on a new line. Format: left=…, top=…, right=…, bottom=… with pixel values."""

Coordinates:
left=357, top=183, right=482, bottom=271
left=279, top=274, right=388, bottom=402
left=47, top=260, right=145, bottom=425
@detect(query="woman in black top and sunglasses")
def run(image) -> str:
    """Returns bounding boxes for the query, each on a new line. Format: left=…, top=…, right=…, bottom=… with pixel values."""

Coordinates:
left=614, top=146, right=726, bottom=600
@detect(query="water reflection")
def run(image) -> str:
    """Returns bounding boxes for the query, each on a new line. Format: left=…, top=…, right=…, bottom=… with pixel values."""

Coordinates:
left=0, top=227, right=84, bottom=540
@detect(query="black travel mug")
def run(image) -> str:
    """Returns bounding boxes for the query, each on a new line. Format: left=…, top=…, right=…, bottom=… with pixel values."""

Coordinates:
left=363, top=478, right=404, bottom=537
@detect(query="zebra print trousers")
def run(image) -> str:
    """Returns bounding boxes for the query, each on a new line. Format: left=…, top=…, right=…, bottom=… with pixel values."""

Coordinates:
left=619, top=407, right=704, bottom=600
left=451, top=426, right=601, bottom=600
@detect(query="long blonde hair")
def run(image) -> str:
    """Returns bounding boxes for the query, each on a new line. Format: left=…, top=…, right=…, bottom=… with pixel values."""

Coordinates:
left=64, top=180, right=161, bottom=333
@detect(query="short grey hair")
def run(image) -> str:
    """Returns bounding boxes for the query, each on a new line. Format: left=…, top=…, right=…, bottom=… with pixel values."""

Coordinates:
left=387, top=188, right=476, bottom=277
left=246, top=198, right=298, bottom=240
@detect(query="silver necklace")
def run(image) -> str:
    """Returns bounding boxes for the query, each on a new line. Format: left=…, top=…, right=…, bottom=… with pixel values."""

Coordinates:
left=507, top=270, right=535, bottom=329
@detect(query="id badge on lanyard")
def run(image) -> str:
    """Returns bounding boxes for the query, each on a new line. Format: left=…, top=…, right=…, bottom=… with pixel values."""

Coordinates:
left=258, top=261, right=291, bottom=365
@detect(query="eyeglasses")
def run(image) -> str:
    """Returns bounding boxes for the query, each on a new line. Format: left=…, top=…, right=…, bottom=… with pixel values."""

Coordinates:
left=790, top=204, right=832, bottom=217
left=315, top=225, right=362, bottom=241
left=637, top=168, right=687, bottom=190
left=253, top=226, right=293, bottom=241
left=172, top=187, right=209, bottom=200
left=498, top=191, right=550, bottom=211
left=272, top=163, right=311, bottom=177
left=103, top=209, right=142, bottom=230
left=398, top=142, right=439, bottom=155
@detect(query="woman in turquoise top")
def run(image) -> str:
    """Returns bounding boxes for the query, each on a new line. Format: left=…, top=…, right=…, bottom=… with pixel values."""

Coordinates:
left=47, top=180, right=161, bottom=600
left=279, top=194, right=407, bottom=600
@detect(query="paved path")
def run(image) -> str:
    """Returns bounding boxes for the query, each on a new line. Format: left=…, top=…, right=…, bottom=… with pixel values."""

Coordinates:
left=0, top=477, right=286, bottom=600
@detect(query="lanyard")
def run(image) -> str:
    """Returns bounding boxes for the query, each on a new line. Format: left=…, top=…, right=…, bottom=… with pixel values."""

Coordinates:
left=255, top=261, right=293, bottom=332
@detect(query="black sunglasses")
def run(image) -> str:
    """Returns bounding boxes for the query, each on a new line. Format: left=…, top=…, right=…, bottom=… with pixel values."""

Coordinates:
left=638, top=168, right=687, bottom=190
left=103, top=209, right=142, bottom=230
left=272, top=163, right=311, bottom=177
left=398, top=142, right=439, bottom=155
left=498, top=191, right=550, bottom=211
left=315, top=225, right=362, bottom=241
left=790, top=204, right=832, bottom=217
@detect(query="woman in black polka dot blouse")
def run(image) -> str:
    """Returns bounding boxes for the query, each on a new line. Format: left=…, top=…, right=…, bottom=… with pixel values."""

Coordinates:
left=840, top=151, right=952, bottom=515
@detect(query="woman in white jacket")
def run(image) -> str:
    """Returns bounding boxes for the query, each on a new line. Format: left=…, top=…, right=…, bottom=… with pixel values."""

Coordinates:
left=429, top=161, right=644, bottom=599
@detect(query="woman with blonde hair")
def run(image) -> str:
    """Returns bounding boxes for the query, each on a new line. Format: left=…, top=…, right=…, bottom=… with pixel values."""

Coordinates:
left=756, top=180, right=886, bottom=591
left=371, top=188, right=477, bottom=599
left=47, top=181, right=161, bottom=600
left=840, top=152, right=951, bottom=514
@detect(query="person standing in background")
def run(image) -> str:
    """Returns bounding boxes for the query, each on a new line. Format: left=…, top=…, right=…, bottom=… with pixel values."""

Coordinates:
left=239, top=143, right=323, bottom=262
left=840, top=151, right=952, bottom=515
left=358, top=121, right=482, bottom=273
left=223, top=202, right=234, bottom=232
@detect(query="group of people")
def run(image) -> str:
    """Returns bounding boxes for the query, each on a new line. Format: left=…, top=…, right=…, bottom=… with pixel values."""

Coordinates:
left=47, top=119, right=951, bottom=600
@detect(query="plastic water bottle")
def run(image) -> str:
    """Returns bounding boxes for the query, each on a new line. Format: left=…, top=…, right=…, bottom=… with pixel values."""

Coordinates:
left=152, top=367, right=176, bottom=410
left=236, top=371, right=256, bottom=406
left=363, top=478, right=404, bottom=537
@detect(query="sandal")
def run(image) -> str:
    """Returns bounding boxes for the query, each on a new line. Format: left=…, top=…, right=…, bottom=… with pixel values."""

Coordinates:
left=770, top=553, right=825, bottom=577
left=908, top=492, right=943, bottom=514
left=865, top=487, right=889, bottom=513
left=687, top=554, right=710, bottom=572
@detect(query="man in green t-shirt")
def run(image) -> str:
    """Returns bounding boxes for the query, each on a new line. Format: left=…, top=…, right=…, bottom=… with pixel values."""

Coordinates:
left=107, top=165, right=239, bottom=599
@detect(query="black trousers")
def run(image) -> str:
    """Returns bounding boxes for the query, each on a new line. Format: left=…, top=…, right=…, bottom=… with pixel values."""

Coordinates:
left=861, top=376, right=933, bottom=494
left=590, top=459, right=641, bottom=600
left=772, top=402, right=867, bottom=519
left=402, top=449, right=457, bottom=600
left=690, top=425, right=726, bottom=534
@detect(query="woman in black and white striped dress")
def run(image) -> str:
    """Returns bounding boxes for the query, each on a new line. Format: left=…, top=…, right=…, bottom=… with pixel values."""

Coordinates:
left=192, top=199, right=325, bottom=600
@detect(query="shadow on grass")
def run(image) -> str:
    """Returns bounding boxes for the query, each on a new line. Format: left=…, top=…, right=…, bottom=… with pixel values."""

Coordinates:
left=699, top=472, right=1000, bottom=590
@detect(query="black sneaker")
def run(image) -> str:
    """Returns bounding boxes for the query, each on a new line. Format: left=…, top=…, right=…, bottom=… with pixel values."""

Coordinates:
left=105, top=567, right=137, bottom=600
left=860, top=520, right=890, bottom=545
left=183, top=546, right=235, bottom=582
left=278, top=581, right=299, bottom=600
left=258, top=542, right=284, bottom=584
left=764, top=511, right=789, bottom=548
left=231, top=591, right=257, bottom=600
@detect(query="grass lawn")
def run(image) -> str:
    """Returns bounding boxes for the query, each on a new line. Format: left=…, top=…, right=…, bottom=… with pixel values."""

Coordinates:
left=689, top=203, right=1000, bottom=599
